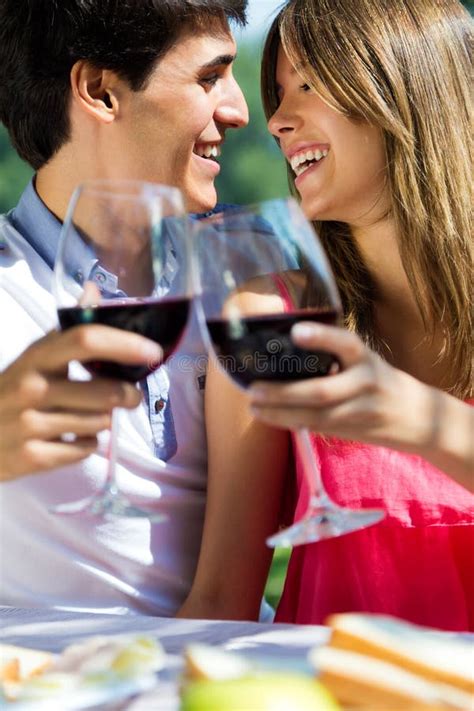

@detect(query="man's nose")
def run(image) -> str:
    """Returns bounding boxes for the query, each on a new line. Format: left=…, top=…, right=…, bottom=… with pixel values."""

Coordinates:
left=216, top=79, right=249, bottom=129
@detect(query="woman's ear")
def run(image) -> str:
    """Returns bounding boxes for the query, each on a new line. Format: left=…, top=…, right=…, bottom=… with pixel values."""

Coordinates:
left=70, top=61, right=119, bottom=124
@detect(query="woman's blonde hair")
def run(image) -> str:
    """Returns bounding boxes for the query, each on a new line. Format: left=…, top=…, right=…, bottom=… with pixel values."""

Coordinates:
left=262, top=0, right=473, bottom=398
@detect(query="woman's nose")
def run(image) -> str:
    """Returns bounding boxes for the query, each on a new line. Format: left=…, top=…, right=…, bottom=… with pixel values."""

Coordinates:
left=267, top=103, right=296, bottom=138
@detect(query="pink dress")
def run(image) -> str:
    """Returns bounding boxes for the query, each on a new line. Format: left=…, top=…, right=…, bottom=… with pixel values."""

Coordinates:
left=272, top=276, right=474, bottom=631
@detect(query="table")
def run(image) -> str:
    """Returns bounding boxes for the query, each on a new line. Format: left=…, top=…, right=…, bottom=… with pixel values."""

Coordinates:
left=0, top=607, right=329, bottom=709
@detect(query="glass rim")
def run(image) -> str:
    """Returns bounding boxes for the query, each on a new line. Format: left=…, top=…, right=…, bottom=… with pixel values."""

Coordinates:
left=71, top=179, right=184, bottom=207
left=198, top=195, right=299, bottom=219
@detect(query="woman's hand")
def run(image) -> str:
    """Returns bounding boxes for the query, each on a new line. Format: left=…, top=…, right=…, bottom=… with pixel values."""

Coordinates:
left=249, top=322, right=473, bottom=489
left=0, top=326, right=162, bottom=482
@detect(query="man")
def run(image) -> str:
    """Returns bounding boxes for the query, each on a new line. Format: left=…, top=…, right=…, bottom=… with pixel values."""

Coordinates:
left=0, top=0, right=248, bottom=616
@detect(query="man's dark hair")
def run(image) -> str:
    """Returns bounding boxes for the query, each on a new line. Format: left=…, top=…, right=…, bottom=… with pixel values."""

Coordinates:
left=0, top=0, right=247, bottom=170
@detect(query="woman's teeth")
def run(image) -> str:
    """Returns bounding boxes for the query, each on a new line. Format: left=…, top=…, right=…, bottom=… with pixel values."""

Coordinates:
left=291, top=148, right=328, bottom=177
left=194, top=144, right=221, bottom=160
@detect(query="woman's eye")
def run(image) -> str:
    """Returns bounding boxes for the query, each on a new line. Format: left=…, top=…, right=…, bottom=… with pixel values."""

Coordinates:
left=300, top=83, right=311, bottom=92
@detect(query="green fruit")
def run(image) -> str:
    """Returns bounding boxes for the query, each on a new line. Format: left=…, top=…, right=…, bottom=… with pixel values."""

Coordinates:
left=180, top=673, right=340, bottom=711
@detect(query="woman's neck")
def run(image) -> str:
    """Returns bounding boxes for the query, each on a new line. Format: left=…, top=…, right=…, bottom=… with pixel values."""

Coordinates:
left=350, top=217, right=419, bottom=318
left=350, top=218, right=448, bottom=385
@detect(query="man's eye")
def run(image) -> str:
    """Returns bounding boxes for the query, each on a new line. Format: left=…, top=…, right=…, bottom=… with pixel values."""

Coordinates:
left=200, top=74, right=219, bottom=87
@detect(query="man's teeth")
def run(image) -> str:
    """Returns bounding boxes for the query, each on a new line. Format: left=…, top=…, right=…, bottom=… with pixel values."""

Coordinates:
left=195, top=144, right=222, bottom=159
left=290, top=148, right=328, bottom=176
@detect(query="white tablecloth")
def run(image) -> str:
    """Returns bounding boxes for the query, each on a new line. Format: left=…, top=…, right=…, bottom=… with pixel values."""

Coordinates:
left=0, top=607, right=329, bottom=709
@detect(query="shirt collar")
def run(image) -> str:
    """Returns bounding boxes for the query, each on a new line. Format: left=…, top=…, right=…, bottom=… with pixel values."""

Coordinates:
left=9, top=183, right=237, bottom=288
left=8, top=178, right=62, bottom=270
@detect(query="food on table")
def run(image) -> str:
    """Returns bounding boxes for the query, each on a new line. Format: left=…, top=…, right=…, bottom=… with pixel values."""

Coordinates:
left=183, top=644, right=252, bottom=682
left=0, top=635, right=164, bottom=703
left=182, top=644, right=340, bottom=710
left=0, top=644, right=54, bottom=683
left=0, top=643, right=56, bottom=701
left=180, top=674, right=340, bottom=711
left=325, top=613, right=473, bottom=693
left=311, top=646, right=473, bottom=711
left=51, top=635, right=165, bottom=678
left=7, top=672, right=79, bottom=702
left=308, top=613, right=474, bottom=710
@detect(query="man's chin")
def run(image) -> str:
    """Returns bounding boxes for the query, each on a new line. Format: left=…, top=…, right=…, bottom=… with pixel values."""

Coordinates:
left=185, top=187, right=217, bottom=215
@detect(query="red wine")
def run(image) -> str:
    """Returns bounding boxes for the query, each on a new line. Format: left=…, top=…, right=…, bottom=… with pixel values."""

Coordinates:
left=207, top=308, right=340, bottom=387
left=58, top=297, right=190, bottom=382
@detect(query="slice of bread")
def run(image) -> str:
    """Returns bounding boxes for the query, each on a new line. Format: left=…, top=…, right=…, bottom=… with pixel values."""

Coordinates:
left=183, top=644, right=251, bottom=683
left=310, top=646, right=473, bottom=711
left=0, top=643, right=54, bottom=683
left=326, top=614, right=473, bottom=694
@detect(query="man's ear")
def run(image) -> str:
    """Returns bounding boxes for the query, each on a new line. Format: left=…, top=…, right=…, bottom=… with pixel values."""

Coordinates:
left=70, top=61, right=119, bottom=124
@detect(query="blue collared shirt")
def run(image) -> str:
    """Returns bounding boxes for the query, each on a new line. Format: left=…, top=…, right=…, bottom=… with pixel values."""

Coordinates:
left=7, top=180, right=230, bottom=462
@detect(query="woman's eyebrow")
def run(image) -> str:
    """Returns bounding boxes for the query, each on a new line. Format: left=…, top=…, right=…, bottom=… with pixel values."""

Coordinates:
left=199, top=54, right=236, bottom=70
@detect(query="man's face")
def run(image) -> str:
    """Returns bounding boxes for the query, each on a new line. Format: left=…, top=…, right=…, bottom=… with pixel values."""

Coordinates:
left=108, top=26, right=248, bottom=212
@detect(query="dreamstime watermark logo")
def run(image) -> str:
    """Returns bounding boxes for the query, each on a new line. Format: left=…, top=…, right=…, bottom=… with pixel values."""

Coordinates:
left=266, top=338, right=282, bottom=355
left=147, top=337, right=331, bottom=379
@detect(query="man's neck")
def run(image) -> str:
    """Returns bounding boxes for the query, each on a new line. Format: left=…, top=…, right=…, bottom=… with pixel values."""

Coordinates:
left=35, top=150, right=99, bottom=224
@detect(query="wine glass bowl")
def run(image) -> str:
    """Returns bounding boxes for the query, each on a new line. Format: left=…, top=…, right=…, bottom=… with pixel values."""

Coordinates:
left=52, top=179, right=192, bottom=519
left=195, top=198, right=385, bottom=547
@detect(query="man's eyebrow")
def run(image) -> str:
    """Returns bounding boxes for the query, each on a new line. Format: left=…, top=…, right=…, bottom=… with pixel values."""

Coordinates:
left=199, top=54, right=236, bottom=70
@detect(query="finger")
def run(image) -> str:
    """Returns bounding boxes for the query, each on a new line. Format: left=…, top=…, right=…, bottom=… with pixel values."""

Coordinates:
left=291, top=323, right=367, bottom=370
left=1, top=372, right=142, bottom=415
left=23, top=326, right=162, bottom=374
left=17, top=410, right=112, bottom=441
left=3, top=438, right=99, bottom=480
left=27, top=437, right=100, bottom=473
left=249, top=362, right=380, bottom=408
left=79, top=281, right=102, bottom=306
left=43, top=378, right=142, bottom=412
left=249, top=404, right=314, bottom=431
left=251, top=395, right=383, bottom=441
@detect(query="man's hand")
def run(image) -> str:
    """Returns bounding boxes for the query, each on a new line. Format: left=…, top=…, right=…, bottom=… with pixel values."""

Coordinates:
left=0, top=326, right=162, bottom=481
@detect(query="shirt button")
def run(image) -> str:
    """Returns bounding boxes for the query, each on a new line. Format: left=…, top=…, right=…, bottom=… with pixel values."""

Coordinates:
left=154, top=398, right=166, bottom=413
left=94, top=271, right=107, bottom=285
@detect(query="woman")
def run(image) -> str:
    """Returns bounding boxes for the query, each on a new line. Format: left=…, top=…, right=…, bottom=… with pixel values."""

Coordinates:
left=179, top=0, right=473, bottom=630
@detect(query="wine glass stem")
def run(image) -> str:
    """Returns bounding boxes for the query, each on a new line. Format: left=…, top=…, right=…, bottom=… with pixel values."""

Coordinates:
left=103, top=407, right=121, bottom=497
left=295, top=428, right=332, bottom=510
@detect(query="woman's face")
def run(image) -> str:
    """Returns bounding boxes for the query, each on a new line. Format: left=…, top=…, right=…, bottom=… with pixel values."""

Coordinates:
left=268, top=47, right=389, bottom=226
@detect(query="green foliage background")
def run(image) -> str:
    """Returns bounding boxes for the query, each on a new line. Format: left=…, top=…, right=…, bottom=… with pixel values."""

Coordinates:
left=0, top=128, right=33, bottom=214
left=216, top=41, right=290, bottom=205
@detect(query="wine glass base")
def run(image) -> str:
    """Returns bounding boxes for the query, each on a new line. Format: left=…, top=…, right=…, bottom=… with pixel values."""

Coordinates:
left=266, top=507, right=385, bottom=548
left=50, top=493, right=167, bottom=522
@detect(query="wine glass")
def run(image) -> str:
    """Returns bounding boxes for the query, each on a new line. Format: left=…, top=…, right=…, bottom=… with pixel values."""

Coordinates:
left=52, top=180, right=192, bottom=519
left=194, top=198, right=385, bottom=547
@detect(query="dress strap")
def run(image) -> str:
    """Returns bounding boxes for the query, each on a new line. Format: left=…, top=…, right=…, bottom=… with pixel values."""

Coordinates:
left=271, top=273, right=294, bottom=312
